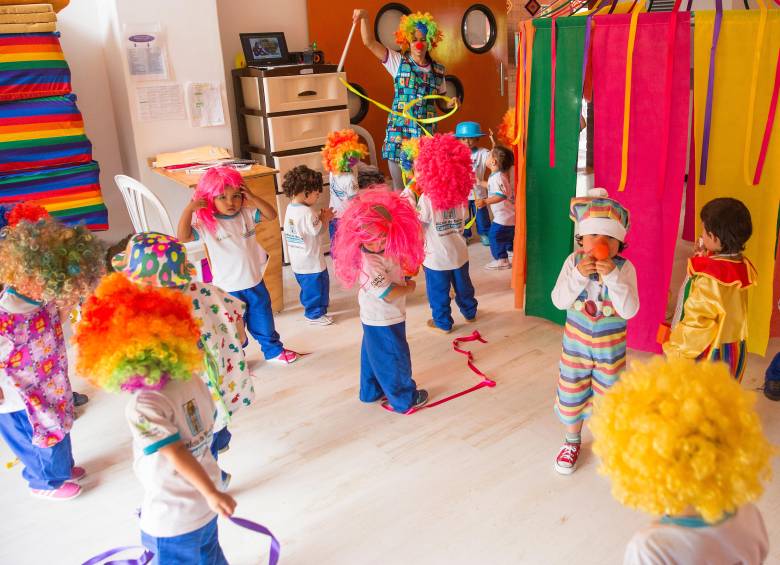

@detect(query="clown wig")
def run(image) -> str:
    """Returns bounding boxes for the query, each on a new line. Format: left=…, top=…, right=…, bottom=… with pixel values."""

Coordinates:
left=591, top=357, right=775, bottom=524
left=75, top=273, right=203, bottom=392
left=395, top=12, right=442, bottom=52
left=332, top=187, right=424, bottom=288
left=497, top=108, right=516, bottom=147
left=192, top=165, right=244, bottom=234
left=0, top=210, right=105, bottom=308
left=415, top=133, right=473, bottom=211
left=399, top=137, right=420, bottom=178
left=322, top=129, right=368, bottom=174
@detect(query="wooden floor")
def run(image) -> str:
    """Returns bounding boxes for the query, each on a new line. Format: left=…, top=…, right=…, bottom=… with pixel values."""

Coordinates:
left=1, top=242, right=778, bottom=565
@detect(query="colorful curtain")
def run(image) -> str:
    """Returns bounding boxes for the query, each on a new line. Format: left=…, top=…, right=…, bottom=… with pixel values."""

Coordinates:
left=525, top=17, right=586, bottom=325
left=693, top=11, right=780, bottom=355
left=592, top=12, right=691, bottom=353
left=0, top=33, right=70, bottom=102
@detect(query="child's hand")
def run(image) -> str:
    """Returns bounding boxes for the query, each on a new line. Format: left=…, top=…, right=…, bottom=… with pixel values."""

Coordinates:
left=475, top=199, right=486, bottom=209
left=577, top=255, right=597, bottom=276
left=320, top=207, right=335, bottom=224
left=353, top=8, right=368, bottom=21
left=206, top=490, right=237, bottom=518
left=693, top=237, right=707, bottom=257
left=595, top=258, right=616, bottom=276
left=188, top=198, right=208, bottom=212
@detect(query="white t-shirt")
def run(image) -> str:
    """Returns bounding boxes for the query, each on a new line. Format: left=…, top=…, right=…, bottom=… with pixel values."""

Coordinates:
left=382, top=49, right=448, bottom=95
left=358, top=251, right=406, bottom=326
left=192, top=208, right=268, bottom=293
left=0, top=291, right=34, bottom=414
left=624, top=505, right=769, bottom=565
left=283, top=203, right=326, bottom=274
left=469, top=147, right=490, bottom=200
left=126, top=377, right=220, bottom=538
left=487, top=171, right=515, bottom=226
left=329, top=171, right=359, bottom=217
left=417, top=193, right=469, bottom=271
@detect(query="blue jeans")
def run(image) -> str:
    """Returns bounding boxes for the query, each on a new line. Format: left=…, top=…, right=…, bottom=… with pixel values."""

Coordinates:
left=229, top=280, right=284, bottom=360
left=423, top=263, right=478, bottom=331
left=488, top=222, right=515, bottom=260
left=463, top=201, right=491, bottom=238
left=328, top=218, right=339, bottom=244
left=294, top=270, right=330, bottom=319
left=210, top=427, right=232, bottom=460
left=141, top=516, right=227, bottom=565
left=360, top=322, right=417, bottom=412
left=0, top=409, right=74, bottom=490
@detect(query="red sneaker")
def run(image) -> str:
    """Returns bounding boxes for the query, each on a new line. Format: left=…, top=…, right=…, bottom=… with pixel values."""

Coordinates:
left=554, top=442, right=581, bottom=475
left=71, top=466, right=87, bottom=482
left=268, top=349, right=299, bottom=365
left=30, top=481, right=82, bottom=501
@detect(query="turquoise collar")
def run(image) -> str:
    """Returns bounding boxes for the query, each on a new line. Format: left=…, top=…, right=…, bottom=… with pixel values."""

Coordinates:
left=6, top=288, right=43, bottom=307
left=215, top=210, right=241, bottom=219
left=660, top=513, right=733, bottom=528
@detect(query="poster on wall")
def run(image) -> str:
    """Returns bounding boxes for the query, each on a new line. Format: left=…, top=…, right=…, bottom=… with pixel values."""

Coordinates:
left=186, top=82, right=225, bottom=127
left=136, top=84, right=185, bottom=121
left=124, top=23, right=170, bottom=81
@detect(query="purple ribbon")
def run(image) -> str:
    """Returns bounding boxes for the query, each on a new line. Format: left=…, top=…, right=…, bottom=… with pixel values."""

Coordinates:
left=699, top=0, right=723, bottom=185
left=229, top=516, right=281, bottom=565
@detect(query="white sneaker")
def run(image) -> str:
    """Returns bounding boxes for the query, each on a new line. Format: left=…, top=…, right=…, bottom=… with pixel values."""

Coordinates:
left=307, top=315, right=334, bottom=326
left=485, top=259, right=511, bottom=270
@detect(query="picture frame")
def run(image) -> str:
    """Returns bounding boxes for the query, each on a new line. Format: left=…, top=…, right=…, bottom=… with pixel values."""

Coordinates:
left=240, top=32, right=289, bottom=67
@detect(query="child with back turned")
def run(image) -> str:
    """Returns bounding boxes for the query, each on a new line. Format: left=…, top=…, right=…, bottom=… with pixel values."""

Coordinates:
left=476, top=145, right=515, bottom=270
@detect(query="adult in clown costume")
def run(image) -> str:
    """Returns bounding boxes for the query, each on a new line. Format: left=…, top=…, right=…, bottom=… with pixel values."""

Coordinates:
left=352, top=8, right=456, bottom=190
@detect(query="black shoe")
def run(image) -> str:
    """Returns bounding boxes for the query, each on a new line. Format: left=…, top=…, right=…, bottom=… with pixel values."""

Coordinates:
left=411, top=389, right=429, bottom=410
left=72, top=392, right=89, bottom=407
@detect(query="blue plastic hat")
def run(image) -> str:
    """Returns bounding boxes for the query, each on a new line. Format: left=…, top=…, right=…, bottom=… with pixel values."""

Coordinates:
left=454, top=121, right=486, bottom=138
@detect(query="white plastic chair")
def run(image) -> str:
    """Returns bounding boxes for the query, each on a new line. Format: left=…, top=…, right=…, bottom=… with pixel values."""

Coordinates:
left=114, top=174, right=207, bottom=281
left=351, top=125, right=378, bottom=167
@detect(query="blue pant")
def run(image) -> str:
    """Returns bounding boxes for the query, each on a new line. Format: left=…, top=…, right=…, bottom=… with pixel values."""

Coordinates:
left=294, top=270, right=330, bottom=319
left=142, top=516, right=227, bottom=565
left=0, top=409, right=74, bottom=490
left=229, top=280, right=284, bottom=360
left=423, top=263, right=478, bottom=331
left=360, top=323, right=417, bottom=412
left=489, top=222, right=515, bottom=260
left=463, top=201, right=491, bottom=238
left=328, top=218, right=339, bottom=244
left=210, top=427, right=232, bottom=460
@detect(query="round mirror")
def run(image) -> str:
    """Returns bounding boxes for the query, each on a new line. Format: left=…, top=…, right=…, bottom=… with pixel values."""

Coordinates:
left=461, top=4, right=497, bottom=54
left=347, top=82, right=369, bottom=124
left=374, top=3, right=411, bottom=52
left=436, top=75, right=464, bottom=113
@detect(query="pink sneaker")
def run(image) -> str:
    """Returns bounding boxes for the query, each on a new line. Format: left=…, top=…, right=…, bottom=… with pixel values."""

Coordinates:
left=71, top=466, right=87, bottom=482
left=30, top=481, right=82, bottom=500
left=268, top=349, right=299, bottom=365
left=554, top=442, right=581, bottom=475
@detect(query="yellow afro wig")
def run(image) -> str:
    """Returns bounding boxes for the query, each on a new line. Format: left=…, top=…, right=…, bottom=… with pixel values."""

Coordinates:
left=591, top=357, right=775, bottom=524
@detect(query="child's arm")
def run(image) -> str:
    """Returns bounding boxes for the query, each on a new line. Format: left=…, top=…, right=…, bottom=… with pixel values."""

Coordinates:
left=384, top=279, right=416, bottom=301
left=319, top=207, right=334, bottom=227
left=353, top=9, right=387, bottom=60
left=177, top=198, right=208, bottom=243
left=159, top=441, right=236, bottom=517
left=241, top=186, right=277, bottom=221
left=663, top=277, right=722, bottom=360
left=551, top=254, right=592, bottom=310
left=476, top=195, right=503, bottom=208
left=488, top=129, right=497, bottom=149
left=601, top=260, right=640, bottom=320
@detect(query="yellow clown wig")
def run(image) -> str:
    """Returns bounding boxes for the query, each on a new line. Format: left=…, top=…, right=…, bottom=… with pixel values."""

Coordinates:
left=322, top=129, right=368, bottom=174
left=74, top=273, right=203, bottom=393
left=395, top=12, right=442, bottom=52
left=591, top=357, right=775, bottom=524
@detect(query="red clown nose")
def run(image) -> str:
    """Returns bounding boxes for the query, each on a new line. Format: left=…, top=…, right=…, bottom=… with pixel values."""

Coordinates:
left=413, top=41, right=425, bottom=51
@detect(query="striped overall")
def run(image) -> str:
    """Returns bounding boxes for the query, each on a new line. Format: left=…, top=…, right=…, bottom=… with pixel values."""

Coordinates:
left=702, top=342, right=747, bottom=383
left=555, top=258, right=627, bottom=426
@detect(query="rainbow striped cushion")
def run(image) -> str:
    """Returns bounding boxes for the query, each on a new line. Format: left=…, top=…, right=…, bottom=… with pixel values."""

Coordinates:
left=0, top=161, right=108, bottom=231
left=0, top=33, right=71, bottom=101
left=0, top=93, right=92, bottom=173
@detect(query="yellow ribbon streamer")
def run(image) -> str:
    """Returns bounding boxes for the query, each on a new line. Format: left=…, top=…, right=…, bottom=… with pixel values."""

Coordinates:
left=618, top=0, right=644, bottom=191
left=742, top=0, right=767, bottom=186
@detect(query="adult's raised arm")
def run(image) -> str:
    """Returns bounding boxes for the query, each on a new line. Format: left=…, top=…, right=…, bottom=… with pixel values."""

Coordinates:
left=353, top=9, right=387, bottom=61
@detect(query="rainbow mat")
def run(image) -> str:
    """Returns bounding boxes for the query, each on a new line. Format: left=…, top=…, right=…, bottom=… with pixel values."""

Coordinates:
left=0, top=161, right=107, bottom=230
left=0, top=93, right=91, bottom=173
left=0, top=33, right=70, bottom=102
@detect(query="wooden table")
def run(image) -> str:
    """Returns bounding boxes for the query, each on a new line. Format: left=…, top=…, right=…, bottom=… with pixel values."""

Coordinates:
left=149, top=161, right=285, bottom=313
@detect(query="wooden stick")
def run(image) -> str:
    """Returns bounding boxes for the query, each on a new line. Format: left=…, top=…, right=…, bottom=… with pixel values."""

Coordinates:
left=337, top=21, right=357, bottom=73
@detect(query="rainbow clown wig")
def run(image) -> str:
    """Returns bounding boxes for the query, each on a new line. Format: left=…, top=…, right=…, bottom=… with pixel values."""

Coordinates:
left=415, top=133, right=473, bottom=211
left=332, top=187, right=424, bottom=288
left=591, top=357, right=775, bottom=524
left=0, top=203, right=105, bottom=308
left=322, top=129, right=368, bottom=174
left=74, top=273, right=203, bottom=393
left=497, top=108, right=516, bottom=147
left=399, top=137, right=420, bottom=179
left=395, top=12, right=442, bottom=52
left=192, top=165, right=244, bottom=235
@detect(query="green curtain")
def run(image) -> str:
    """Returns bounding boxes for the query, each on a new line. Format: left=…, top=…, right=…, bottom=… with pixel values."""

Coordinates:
left=524, top=18, right=586, bottom=325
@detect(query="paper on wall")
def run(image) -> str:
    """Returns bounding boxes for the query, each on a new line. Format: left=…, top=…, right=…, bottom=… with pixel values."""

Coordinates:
left=125, top=23, right=170, bottom=81
left=186, top=82, right=225, bottom=127
left=136, top=84, right=186, bottom=121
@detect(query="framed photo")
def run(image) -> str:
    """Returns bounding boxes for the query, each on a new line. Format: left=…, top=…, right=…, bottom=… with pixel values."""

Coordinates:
left=240, top=32, right=289, bottom=66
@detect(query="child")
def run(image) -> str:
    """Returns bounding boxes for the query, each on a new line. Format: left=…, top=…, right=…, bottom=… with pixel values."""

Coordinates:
left=550, top=188, right=638, bottom=475
left=75, top=274, right=236, bottom=563
left=591, top=357, right=772, bottom=564
left=357, top=165, right=386, bottom=190
left=0, top=203, right=105, bottom=500
left=332, top=188, right=429, bottom=413
left=178, top=166, right=298, bottom=364
left=111, top=232, right=253, bottom=465
left=281, top=165, right=334, bottom=325
left=476, top=146, right=515, bottom=269
left=414, top=133, right=478, bottom=333
left=322, top=129, right=368, bottom=242
left=664, top=198, right=755, bottom=383
left=454, top=121, right=491, bottom=246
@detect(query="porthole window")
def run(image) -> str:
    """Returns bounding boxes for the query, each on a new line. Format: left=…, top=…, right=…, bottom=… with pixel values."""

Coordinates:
left=347, top=82, right=369, bottom=124
left=374, top=3, right=411, bottom=52
left=436, top=75, right=464, bottom=113
left=461, top=4, right=497, bottom=54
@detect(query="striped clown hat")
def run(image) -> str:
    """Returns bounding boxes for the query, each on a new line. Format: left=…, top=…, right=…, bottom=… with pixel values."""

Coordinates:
left=570, top=188, right=630, bottom=242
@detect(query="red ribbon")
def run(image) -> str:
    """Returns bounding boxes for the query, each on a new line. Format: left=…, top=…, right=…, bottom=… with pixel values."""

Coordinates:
left=381, top=330, right=496, bottom=415
left=752, top=48, right=780, bottom=185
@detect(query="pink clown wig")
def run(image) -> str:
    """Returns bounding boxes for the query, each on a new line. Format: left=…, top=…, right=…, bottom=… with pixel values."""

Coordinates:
left=192, top=166, right=244, bottom=234
left=415, top=133, right=473, bottom=211
left=332, top=187, right=424, bottom=288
